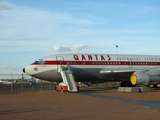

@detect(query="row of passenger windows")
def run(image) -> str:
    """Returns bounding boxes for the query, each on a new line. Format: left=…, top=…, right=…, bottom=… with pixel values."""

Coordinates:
left=116, top=57, right=160, bottom=61
left=66, top=61, right=160, bottom=65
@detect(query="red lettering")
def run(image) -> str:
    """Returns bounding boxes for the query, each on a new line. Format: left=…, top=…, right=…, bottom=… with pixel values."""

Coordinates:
left=73, top=54, right=79, bottom=60
left=94, top=55, right=98, bottom=60
left=81, top=54, right=86, bottom=60
left=100, top=55, right=105, bottom=61
left=88, top=55, right=92, bottom=60
left=107, top=55, right=111, bottom=61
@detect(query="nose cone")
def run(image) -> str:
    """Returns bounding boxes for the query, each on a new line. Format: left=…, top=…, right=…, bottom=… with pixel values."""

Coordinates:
left=23, top=65, right=35, bottom=75
left=23, top=68, right=25, bottom=73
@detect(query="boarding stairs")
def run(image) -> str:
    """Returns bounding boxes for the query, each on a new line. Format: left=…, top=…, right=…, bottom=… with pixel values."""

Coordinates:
left=58, top=66, right=78, bottom=92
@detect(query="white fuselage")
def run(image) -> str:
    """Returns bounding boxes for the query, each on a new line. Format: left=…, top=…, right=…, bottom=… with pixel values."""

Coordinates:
left=23, top=54, right=160, bottom=83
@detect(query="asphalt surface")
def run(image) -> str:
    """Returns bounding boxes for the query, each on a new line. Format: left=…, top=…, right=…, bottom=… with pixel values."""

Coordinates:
left=0, top=90, right=160, bottom=120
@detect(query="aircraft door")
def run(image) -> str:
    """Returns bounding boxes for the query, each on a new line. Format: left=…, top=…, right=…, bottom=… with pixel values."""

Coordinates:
left=56, top=56, right=64, bottom=72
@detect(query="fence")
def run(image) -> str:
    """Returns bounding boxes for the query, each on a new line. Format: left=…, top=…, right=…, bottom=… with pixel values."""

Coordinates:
left=0, top=82, right=56, bottom=93
left=0, top=74, right=56, bottom=93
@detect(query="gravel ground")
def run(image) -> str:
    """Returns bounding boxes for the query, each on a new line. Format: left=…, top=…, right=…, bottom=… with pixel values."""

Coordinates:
left=0, top=90, right=160, bottom=120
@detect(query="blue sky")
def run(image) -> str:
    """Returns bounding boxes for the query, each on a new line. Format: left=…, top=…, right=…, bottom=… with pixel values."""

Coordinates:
left=0, top=0, right=160, bottom=73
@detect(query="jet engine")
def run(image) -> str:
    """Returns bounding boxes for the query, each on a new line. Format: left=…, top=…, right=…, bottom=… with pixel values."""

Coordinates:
left=129, top=71, right=150, bottom=86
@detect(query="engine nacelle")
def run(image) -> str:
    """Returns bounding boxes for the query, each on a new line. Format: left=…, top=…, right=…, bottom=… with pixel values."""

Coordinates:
left=130, top=71, right=150, bottom=86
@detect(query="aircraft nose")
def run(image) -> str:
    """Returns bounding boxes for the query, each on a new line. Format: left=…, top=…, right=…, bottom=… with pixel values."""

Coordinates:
left=23, top=68, right=25, bottom=73
left=23, top=66, right=34, bottom=75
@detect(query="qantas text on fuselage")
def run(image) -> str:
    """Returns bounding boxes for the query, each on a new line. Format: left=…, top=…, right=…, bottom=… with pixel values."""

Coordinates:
left=23, top=53, right=160, bottom=92
left=73, top=54, right=111, bottom=61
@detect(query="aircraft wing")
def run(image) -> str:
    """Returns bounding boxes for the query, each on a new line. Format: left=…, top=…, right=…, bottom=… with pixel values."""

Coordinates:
left=68, top=66, right=160, bottom=86
left=100, top=70, right=136, bottom=74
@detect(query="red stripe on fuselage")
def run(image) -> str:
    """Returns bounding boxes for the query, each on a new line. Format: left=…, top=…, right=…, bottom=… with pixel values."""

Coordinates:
left=34, top=60, right=160, bottom=66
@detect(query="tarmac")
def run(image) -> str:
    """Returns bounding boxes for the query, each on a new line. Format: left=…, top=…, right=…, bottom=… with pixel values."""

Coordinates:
left=0, top=89, right=160, bottom=120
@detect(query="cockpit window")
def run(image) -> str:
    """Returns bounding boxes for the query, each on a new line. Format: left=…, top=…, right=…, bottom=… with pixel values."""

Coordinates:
left=32, top=60, right=45, bottom=65
left=32, top=61, right=40, bottom=65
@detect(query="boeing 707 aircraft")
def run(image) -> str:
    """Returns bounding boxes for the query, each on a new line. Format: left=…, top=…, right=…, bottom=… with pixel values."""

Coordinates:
left=23, top=53, right=160, bottom=92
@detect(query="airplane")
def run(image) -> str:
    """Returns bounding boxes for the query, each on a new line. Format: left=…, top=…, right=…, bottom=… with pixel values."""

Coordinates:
left=23, top=53, right=160, bottom=92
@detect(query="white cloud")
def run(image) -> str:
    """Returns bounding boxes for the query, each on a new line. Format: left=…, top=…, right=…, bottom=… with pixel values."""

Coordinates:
left=0, top=1, right=96, bottom=54
left=49, top=45, right=93, bottom=54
